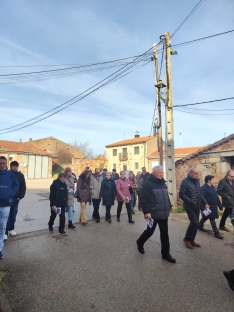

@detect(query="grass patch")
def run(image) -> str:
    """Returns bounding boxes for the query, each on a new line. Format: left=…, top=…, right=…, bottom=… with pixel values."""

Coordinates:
left=175, top=206, right=185, bottom=213
left=0, top=270, right=15, bottom=311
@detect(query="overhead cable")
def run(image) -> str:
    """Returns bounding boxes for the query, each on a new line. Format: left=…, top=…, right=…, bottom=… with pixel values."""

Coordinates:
left=174, top=97, right=234, bottom=107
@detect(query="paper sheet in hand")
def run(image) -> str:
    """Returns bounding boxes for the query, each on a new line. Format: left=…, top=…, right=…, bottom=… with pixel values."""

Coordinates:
left=146, top=218, right=154, bottom=228
left=203, top=208, right=211, bottom=217
left=56, top=207, right=62, bottom=214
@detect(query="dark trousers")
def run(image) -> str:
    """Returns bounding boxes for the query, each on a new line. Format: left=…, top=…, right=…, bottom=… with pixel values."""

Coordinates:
left=48, top=207, right=65, bottom=232
left=6, top=199, right=19, bottom=234
left=105, top=205, right=111, bottom=219
left=117, top=201, right=132, bottom=221
left=185, top=209, right=200, bottom=242
left=220, top=208, right=232, bottom=227
left=136, top=190, right=142, bottom=210
left=92, top=199, right=101, bottom=220
left=230, top=270, right=234, bottom=283
left=199, top=215, right=219, bottom=234
left=137, top=218, right=170, bottom=256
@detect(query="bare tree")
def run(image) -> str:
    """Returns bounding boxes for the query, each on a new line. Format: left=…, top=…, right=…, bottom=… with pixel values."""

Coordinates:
left=69, top=138, right=95, bottom=158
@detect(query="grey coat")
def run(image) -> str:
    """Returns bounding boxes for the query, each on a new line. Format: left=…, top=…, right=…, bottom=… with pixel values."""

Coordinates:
left=65, top=176, right=75, bottom=207
left=90, top=174, right=103, bottom=199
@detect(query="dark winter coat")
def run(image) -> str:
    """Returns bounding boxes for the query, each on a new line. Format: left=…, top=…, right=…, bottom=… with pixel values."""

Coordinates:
left=200, top=183, right=222, bottom=219
left=76, top=177, right=91, bottom=203
left=49, top=179, right=68, bottom=208
left=141, top=174, right=171, bottom=220
left=217, top=177, right=234, bottom=208
left=141, top=172, right=150, bottom=183
left=135, top=176, right=144, bottom=192
left=100, top=178, right=116, bottom=206
left=111, top=173, right=119, bottom=181
left=0, top=169, right=19, bottom=207
left=11, top=171, right=26, bottom=199
left=179, top=175, right=207, bottom=211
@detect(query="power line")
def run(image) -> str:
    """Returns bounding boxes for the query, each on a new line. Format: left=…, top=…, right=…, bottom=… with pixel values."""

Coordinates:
left=174, top=97, right=234, bottom=107
left=171, top=0, right=205, bottom=37
left=174, top=108, right=234, bottom=116
left=178, top=107, right=234, bottom=111
left=172, top=29, right=234, bottom=48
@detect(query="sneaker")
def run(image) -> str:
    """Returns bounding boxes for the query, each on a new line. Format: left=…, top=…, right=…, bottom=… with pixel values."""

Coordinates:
left=9, top=230, right=17, bottom=236
left=59, top=230, right=67, bottom=236
left=4, top=235, right=7, bottom=241
left=48, top=225, right=53, bottom=232
left=0, top=252, right=3, bottom=259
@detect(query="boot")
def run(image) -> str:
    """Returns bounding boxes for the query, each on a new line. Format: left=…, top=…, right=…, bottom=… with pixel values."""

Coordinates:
left=68, top=221, right=76, bottom=229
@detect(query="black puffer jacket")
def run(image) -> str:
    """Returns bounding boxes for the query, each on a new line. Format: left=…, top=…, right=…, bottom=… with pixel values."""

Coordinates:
left=200, top=183, right=222, bottom=219
left=217, top=177, right=234, bottom=208
left=100, top=178, right=116, bottom=206
left=179, top=175, right=207, bottom=211
left=49, top=179, right=68, bottom=207
left=141, top=174, right=171, bottom=220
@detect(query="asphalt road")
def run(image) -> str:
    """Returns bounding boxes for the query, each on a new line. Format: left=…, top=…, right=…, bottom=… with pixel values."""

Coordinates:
left=0, top=213, right=233, bottom=312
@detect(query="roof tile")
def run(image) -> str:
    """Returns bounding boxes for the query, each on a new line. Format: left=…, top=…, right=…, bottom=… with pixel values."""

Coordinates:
left=0, top=140, right=50, bottom=155
left=106, top=135, right=155, bottom=148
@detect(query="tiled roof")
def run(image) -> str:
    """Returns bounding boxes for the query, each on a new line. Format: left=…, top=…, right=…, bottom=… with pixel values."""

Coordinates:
left=106, top=136, right=155, bottom=148
left=0, top=140, right=50, bottom=155
left=149, top=146, right=203, bottom=157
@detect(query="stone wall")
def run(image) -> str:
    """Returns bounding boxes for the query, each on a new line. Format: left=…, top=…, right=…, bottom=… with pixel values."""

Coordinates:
left=72, top=155, right=108, bottom=176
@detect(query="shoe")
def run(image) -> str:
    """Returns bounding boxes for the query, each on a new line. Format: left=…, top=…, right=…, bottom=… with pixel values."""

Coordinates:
left=0, top=252, right=3, bottom=259
left=117, top=218, right=120, bottom=222
left=73, top=210, right=75, bottom=213
left=79, top=217, right=81, bottom=222
left=105, top=217, right=109, bottom=222
left=59, top=230, right=67, bottom=236
left=136, top=240, right=145, bottom=254
left=129, top=220, right=135, bottom=224
left=82, top=222, right=87, bottom=226
left=162, top=254, right=176, bottom=263
left=214, top=233, right=223, bottom=239
left=219, top=226, right=230, bottom=232
left=198, top=227, right=207, bottom=232
left=183, top=238, right=193, bottom=249
left=131, top=210, right=135, bottom=214
left=9, top=230, right=17, bottom=236
left=96, top=219, right=100, bottom=223
left=4, top=235, right=7, bottom=241
left=48, top=225, right=53, bottom=232
left=108, top=219, right=112, bottom=223
left=223, top=270, right=234, bottom=291
left=191, top=241, right=201, bottom=247
left=68, top=221, right=76, bottom=229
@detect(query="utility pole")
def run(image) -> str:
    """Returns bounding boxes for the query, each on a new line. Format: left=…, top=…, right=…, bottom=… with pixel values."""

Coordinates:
left=164, top=32, right=177, bottom=207
left=153, top=43, right=163, bottom=166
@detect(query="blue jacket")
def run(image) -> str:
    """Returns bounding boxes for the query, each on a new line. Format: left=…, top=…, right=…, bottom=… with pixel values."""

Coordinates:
left=0, top=169, right=19, bottom=207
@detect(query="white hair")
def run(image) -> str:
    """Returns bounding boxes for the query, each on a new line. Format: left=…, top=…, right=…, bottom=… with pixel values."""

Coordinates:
left=188, top=167, right=198, bottom=174
left=137, top=171, right=142, bottom=175
left=152, top=165, right=163, bottom=172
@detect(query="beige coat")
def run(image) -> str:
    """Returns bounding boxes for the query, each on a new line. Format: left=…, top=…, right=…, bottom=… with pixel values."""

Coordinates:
left=90, top=174, right=103, bottom=199
left=65, top=176, right=75, bottom=207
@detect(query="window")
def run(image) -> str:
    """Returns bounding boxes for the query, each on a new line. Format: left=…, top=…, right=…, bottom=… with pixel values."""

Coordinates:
left=113, top=163, right=116, bottom=169
left=122, top=148, right=127, bottom=157
left=134, top=146, right=139, bottom=154
left=9, top=157, right=13, bottom=161
left=113, top=149, right=117, bottom=156
left=135, top=162, right=139, bottom=169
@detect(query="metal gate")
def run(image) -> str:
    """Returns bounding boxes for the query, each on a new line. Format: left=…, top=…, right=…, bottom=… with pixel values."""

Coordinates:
left=28, top=155, right=49, bottom=179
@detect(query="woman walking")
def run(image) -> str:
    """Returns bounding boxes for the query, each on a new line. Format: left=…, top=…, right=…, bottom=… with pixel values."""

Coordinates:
left=76, top=170, right=91, bottom=225
left=64, top=167, right=76, bottom=229
left=100, top=172, right=116, bottom=223
left=116, top=170, right=135, bottom=224
left=128, top=171, right=137, bottom=214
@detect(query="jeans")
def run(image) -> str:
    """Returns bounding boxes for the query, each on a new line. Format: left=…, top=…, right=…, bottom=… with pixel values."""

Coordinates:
left=67, top=206, right=73, bottom=221
left=48, top=207, right=65, bottom=232
left=137, top=218, right=170, bottom=256
left=0, top=207, right=10, bottom=252
left=105, top=205, right=111, bottom=219
left=117, top=201, right=132, bottom=221
left=6, top=199, right=19, bottom=234
left=220, top=208, right=232, bottom=227
left=92, top=199, right=101, bottom=220
left=184, top=209, right=200, bottom=242
left=199, top=215, right=219, bottom=234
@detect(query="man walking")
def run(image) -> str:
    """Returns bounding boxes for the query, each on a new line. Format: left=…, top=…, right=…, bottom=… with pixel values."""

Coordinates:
left=179, top=167, right=209, bottom=249
left=141, top=167, right=150, bottom=183
left=6, top=161, right=26, bottom=238
left=217, top=170, right=234, bottom=232
left=135, top=171, right=143, bottom=211
left=111, top=169, right=119, bottom=182
left=136, top=165, right=176, bottom=263
left=90, top=168, right=103, bottom=222
left=0, top=156, right=19, bottom=259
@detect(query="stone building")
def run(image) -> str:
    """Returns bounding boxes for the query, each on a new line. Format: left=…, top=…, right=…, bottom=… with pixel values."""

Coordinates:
left=175, top=134, right=234, bottom=191
left=105, top=133, right=157, bottom=172
left=72, top=154, right=108, bottom=175
left=0, top=140, right=52, bottom=178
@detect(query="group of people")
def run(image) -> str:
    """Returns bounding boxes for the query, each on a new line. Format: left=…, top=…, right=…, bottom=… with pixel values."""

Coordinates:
left=48, top=165, right=150, bottom=235
left=1, top=153, right=233, bottom=291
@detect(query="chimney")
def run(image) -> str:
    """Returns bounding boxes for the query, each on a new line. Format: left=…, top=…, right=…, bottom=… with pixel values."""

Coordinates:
left=29, top=138, right=32, bottom=141
left=19, top=138, right=22, bottom=142
left=135, top=131, right=140, bottom=138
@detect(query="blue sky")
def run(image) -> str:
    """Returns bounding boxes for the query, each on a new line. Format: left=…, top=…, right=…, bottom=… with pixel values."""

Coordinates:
left=0, top=0, right=234, bottom=155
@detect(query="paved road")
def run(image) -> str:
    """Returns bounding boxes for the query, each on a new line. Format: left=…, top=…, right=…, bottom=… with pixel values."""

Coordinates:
left=0, top=213, right=233, bottom=312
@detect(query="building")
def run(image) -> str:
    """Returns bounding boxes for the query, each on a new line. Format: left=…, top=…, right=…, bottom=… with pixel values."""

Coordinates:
left=0, top=140, right=52, bottom=179
left=72, top=154, right=108, bottom=175
left=175, top=134, right=234, bottom=192
left=148, top=146, right=203, bottom=170
left=105, top=133, right=157, bottom=172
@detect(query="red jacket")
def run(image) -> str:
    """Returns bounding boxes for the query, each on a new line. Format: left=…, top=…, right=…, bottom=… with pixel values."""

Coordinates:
left=116, top=178, right=131, bottom=202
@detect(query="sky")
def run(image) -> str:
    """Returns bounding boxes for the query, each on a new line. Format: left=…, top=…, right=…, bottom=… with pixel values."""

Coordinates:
left=0, top=0, right=234, bottom=155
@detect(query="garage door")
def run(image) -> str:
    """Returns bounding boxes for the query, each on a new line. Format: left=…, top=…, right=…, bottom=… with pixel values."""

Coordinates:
left=28, top=155, right=49, bottom=179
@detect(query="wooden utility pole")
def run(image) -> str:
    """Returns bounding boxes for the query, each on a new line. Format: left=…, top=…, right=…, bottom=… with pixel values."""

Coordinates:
left=153, top=43, right=163, bottom=166
left=164, top=32, right=177, bottom=207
